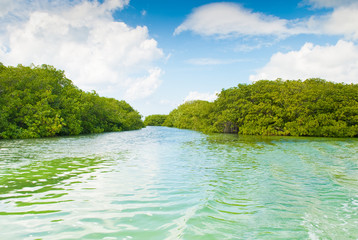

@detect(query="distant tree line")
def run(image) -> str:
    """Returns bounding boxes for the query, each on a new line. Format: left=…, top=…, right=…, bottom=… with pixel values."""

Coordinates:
left=143, top=114, right=167, bottom=126
left=0, top=63, right=143, bottom=139
left=162, top=79, right=358, bottom=137
left=3, top=63, right=357, bottom=139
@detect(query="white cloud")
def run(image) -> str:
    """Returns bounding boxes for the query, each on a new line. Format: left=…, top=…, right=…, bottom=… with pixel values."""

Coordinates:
left=184, top=91, right=218, bottom=102
left=175, top=2, right=358, bottom=41
left=250, top=40, right=358, bottom=84
left=0, top=0, right=18, bottom=17
left=124, top=68, right=163, bottom=100
left=0, top=0, right=163, bottom=100
left=235, top=43, right=266, bottom=52
left=174, top=2, right=292, bottom=38
left=305, top=3, right=358, bottom=39
left=301, top=0, right=357, bottom=8
left=186, top=58, right=242, bottom=65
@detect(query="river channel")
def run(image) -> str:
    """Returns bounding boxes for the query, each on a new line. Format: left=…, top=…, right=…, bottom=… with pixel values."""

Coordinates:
left=0, top=126, right=357, bottom=239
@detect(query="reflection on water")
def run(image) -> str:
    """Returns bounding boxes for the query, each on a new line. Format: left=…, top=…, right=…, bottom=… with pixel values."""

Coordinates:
left=0, top=127, right=357, bottom=239
left=0, top=157, right=104, bottom=196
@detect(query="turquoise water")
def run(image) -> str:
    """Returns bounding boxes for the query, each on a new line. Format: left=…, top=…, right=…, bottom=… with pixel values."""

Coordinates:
left=0, top=126, right=357, bottom=239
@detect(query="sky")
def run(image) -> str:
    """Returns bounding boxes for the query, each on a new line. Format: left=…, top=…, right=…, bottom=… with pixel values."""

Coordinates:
left=1, top=0, right=358, bottom=116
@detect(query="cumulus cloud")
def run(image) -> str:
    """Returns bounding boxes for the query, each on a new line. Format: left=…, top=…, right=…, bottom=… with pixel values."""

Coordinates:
left=0, top=0, right=164, bottom=100
left=175, top=2, right=358, bottom=41
left=301, top=0, right=358, bottom=8
left=174, top=2, right=292, bottom=38
left=184, top=91, right=218, bottom=102
left=250, top=40, right=358, bottom=84
left=0, top=0, right=18, bottom=17
left=305, top=3, right=358, bottom=39
left=124, top=68, right=163, bottom=100
left=186, top=58, right=242, bottom=65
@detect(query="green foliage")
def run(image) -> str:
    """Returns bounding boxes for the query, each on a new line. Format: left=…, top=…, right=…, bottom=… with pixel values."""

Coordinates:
left=165, top=79, right=358, bottom=137
left=0, top=64, right=143, bottom=139
left=144, top=114, right=168, bottom=126
left=163, top=100, right=216, bottom=133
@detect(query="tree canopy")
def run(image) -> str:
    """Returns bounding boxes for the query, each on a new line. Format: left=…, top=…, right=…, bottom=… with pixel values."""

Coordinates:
left=163, top=79, right=358, bottom=137
left=144, top=114, right=168, bottom=126
left=2, top=64, right=357, bottom=138
left=0, top=64, right=143, bottom=139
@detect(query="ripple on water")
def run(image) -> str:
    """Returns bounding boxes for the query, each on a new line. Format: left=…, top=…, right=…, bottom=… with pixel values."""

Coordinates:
left=0, top=127, right=358, bottom=239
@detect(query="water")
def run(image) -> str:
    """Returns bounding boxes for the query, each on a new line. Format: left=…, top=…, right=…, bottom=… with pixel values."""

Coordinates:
left=0, top=126, right=357, bottom=240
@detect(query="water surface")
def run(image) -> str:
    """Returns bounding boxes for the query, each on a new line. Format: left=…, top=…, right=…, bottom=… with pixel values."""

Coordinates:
left=0, top=127, right=357, bottom=239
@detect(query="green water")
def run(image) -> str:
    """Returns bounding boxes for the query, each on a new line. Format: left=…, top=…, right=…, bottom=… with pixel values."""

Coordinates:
left=0, top=127, right=357, bottom=239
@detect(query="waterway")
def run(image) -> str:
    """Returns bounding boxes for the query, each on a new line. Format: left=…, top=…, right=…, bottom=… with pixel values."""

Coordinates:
left=0, top=127, right=357, bottom=239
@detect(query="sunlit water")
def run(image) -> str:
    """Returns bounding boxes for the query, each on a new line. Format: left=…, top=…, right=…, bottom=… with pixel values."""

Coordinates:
left=0, top=127, right=358, bottom=239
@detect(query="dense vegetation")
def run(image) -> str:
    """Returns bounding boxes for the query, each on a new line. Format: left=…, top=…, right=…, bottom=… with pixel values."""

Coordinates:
left=0, top=63, right=143, bottom=139
left=2, top=63, right=357, bottom=139
left=163, top=79, right=358, bottom=137
left=164, top=100, right=216, bottom=132
left=144, top=114, right=168, bottom=126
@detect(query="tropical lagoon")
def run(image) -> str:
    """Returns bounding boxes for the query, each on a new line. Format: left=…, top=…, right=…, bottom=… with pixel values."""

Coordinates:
left=1, top=126, right=357, bottom=239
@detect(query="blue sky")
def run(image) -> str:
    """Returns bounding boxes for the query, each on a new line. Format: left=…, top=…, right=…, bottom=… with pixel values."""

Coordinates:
left=1, top=0, right=358, bottom=116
